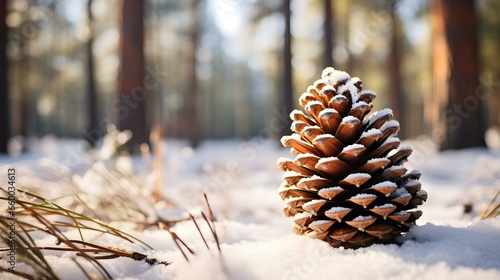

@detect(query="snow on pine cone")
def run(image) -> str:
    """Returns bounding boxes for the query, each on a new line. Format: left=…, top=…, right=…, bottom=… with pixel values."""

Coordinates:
left=277, top=67, right=427, bottom=249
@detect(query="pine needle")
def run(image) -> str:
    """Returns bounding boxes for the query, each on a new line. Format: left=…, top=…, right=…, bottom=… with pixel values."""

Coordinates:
left=189, top=214, right=210, bottom=250
left=0, top=188, right=169, bottom=279
left=203, top=193, right=221, bottom=252
left=481, top=189, right=500, bottom=219
left=158, top=221, right=192, bottom=262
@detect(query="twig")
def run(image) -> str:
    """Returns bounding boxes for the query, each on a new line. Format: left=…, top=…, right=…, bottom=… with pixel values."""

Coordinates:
left=158, top=221, right=193, bottom=262
left=189, top=213, right=210, bottom=250
left=481, top=189, right=500, bottom=219
left=203, top=193, right=221, bottom=252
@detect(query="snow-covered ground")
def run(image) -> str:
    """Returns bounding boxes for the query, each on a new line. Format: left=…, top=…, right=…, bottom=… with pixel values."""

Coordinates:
left=1, top=136, right=500, bottom=280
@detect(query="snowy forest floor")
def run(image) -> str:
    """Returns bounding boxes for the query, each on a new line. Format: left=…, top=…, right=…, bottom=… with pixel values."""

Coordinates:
left=1, top=135, right=500, bottom=280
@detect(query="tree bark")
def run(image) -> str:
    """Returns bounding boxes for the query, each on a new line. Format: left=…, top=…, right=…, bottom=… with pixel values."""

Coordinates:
left=85, top=0, right=98, bottom=147
left=0, top=1, right=9, bottom=154
left=183, top=0, right=200, bottom=147
left=388, top=0, right=405, bottom=138
left=430, top=0, right=486, bottom=150
left=118, top=0, right=149, bottom=151
left=323, top=0, right=333, bottom=68
left=281, top=0, right=294, bottom=138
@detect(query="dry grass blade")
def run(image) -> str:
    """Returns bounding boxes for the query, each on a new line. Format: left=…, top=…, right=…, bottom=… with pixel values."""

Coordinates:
left=13, top=194, right=113, bottom=279
left=203, top=193, right=221, bottom=252
left=189, top=214, right=210, bottom=250
left=2, top=241, right=170, bottom=266
left=70, top=161, right=155, bottom=225
left=158, top=222, right=193, bottom=262
left=158, top=194, right=222, bottom=261
left=3, top=189, right=152, bottom=250
left=0, top=266, right=39, bottom=280
left=481, top=189, right=500, bottom=219
left=1, top=188, right=168, bottom=279
left=72, top=257, right=104, bottom=280
left=0, top=216, right=60, bottom=279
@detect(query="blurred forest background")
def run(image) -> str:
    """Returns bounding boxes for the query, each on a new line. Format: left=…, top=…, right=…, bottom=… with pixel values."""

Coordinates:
left=0, top=0, right=499, bottom=154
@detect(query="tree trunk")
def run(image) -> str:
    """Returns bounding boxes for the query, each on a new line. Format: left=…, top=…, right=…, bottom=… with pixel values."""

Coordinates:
left=0, top=0, right=9, bottom=153
left=118, top=0, right=149, bottom=151
left=183, top=0, right=200, bottom=147
left=85, top=0, right=98, bottom=147
left=323, top=0, right=333, bottom=68
left=430, top=0, right=486, bottom=150
left=281, top=0, right=294, bottom=138
left=388, top=0, right=405, bottom=138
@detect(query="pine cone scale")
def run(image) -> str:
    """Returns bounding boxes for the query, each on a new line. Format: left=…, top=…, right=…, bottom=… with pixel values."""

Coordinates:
left=278, top=67, right=427, bottom=248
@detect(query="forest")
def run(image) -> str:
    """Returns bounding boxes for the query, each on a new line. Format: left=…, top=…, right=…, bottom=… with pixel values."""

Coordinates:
left=0, top=0, right=500, bottom=279
left=0, top=0, right=499, bottom=153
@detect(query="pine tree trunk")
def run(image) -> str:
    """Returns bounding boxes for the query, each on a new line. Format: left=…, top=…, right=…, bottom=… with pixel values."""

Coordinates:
left=118, top=0, right=149, bottom=151
left=431, top=0, right=486, bottom=149
left=86, top=0, right=98, bottom=147
left=281, top=0, right=294, bottom=138
left=323, top=0, right=333, bottom=68
left=388, top=0, right=405, bottom=138
left=0, top=0, right=9, bottom=154
left=183, top=0, right=200, bottom=147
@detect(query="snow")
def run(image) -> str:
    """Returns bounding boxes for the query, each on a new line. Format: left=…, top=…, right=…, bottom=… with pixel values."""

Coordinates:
left=367, top=157, right=387, bottom=163
left=350, top=193, right=377, bottom=199
left=318, top=108, right=338, bottom=117
left=341, top=115, right=359, bottom=124
left=372, top=181, right=398, bottom=188
left=326, top=206, right=351, bottom=214
left=314, top=134, right=335, bottom=142
left=393, top=188, right=412, bottom=198
left=351, top=77, right=361, bottom=84
left=321, top=68, right=350, bottom=85
left=318, top=186, right=344, bottom=197
left=380, top=120, right=400, bottom=130
left=309, top=220, right=333, bottom=227
left=313, top=79, right=327, bottom=88
left=344, top=173, right=371, bottom=180
left=352, top=215, right=374, bottom=222
left=284, top=196, right=305, bottom=204
left=399, top=145, right=413, bottom=152
left=299, top=175, right=321, bottom=182
left=305, top=100, right=323, bottom=110
left=405, top=179, right=421, bottom=187
left=1, top=137, right=500, bottom=279
left=359, top=89, right=377, bottom=97
left=337, top=82, right=360, bottom=103
left=361, top=128, right=382, bottom=137
left=417, top=190, right=428, bottom=196
left=386, top=165, right=407, bottom=172
left=374, top=203, right=395, bottom=209
left=282, top=170, right=303, bottom=179
left=302, top=199, right=326, bottom=208
left=320, top=84, right=335, bottom=93
left=289, top=109, right=305, bottom=119
left=321, top=67, right=335, bottom=80
left=317, top=156, right=338, bottom=165
left=294, top=153, right=318, bottom=161
left=293, top=212, right=312, bottom=220
left=368, top=108, right=394, bottom=126
left=385, top=137, right=401, bottom=144
left=342, top=143, right=365, bottom=152
left=276, top=157, right=290, bottom=165
left=352, top=101, right=369, bottom=109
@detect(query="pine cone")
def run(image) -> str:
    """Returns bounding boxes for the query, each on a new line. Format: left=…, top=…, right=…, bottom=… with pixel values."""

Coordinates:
left=277, top=67, right=427, bottom=249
